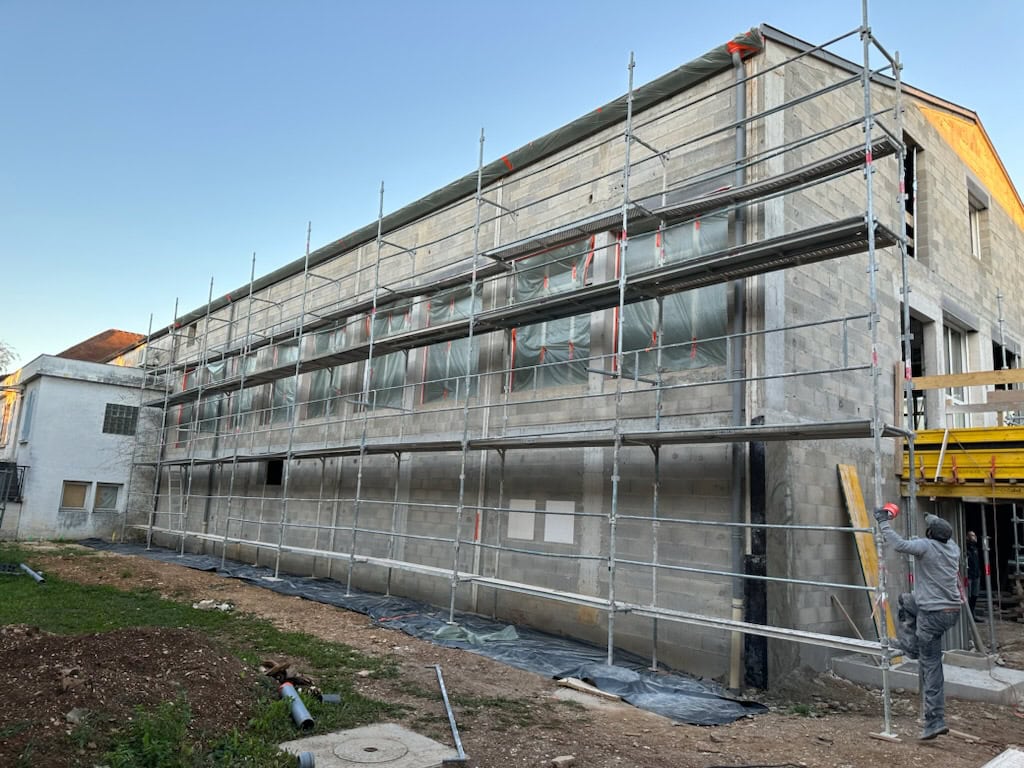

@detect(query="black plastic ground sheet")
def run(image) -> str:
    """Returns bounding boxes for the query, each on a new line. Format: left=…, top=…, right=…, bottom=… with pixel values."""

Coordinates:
left=77, top=538, right=766, bottom=725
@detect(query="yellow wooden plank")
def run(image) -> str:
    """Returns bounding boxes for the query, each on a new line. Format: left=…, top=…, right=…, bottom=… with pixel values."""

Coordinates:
left=901, top=482, right=1024, bottom=501
left=910, top=368, right=1024, bottom=391
left=913, top=426, right=1024, bottom=444
left=836, top=464, right=897, bottom=642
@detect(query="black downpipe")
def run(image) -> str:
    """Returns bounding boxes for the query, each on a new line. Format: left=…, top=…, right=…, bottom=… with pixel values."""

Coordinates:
left=729, top=49, right=748, bottom=690
left=745, top=418, right=768, bottom=688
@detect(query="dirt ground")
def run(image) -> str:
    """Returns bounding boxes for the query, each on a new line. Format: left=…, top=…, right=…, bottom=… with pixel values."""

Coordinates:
left=6, top=543, right=1024, bottom=768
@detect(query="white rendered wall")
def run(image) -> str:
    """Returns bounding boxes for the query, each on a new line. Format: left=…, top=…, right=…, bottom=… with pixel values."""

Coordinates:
left=2, top=356, right=146, bottom=540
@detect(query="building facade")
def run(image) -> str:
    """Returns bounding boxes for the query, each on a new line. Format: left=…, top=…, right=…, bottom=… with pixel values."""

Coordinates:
left=0, top=356, right=155, bottom=540
left=11, top=23, right=1022, bottom=688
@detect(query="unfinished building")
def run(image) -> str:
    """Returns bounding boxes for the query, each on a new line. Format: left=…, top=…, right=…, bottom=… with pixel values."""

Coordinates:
left=107, top=16, right=1024, bottom=708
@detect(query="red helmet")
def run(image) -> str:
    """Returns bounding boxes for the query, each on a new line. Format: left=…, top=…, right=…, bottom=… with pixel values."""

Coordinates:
left=882, top=502, right=900, bottom=519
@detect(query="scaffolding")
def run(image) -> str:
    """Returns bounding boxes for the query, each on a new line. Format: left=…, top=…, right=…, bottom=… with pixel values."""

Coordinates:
left=125, top=5, right=915, bottom=736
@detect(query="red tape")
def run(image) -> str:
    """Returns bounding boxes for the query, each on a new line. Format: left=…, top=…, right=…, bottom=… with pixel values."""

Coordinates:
left=501, top=155, right=514, bottom=171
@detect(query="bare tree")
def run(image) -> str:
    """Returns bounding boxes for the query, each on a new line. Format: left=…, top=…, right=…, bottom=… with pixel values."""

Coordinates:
left=0, top=340, right=17, bottom=373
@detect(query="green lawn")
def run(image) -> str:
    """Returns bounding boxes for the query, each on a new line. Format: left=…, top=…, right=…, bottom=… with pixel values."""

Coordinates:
left=0, top=544, right=399, bottom=767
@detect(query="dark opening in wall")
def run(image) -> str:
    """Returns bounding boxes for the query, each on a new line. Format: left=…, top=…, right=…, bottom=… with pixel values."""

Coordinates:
left=266, top=459, right=284, bottom=486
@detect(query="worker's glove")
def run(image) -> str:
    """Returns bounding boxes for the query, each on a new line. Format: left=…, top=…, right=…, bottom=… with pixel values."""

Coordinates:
left=873, top=507, right=892, bottom=524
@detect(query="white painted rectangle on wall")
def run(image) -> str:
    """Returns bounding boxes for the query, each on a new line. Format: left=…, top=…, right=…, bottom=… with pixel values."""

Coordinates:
left=507, top=498, right=536, bottom=540
left=544, top=500, right=575, bottom=544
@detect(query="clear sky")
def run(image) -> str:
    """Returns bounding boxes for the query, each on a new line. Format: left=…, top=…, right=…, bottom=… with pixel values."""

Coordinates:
left=2, top=1, right=1021, bottom=366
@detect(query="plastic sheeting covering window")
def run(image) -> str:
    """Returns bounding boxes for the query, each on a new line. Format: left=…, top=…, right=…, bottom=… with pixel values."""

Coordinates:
left=306, top=326, right=350, bottom=419
left=621, top=216, right=729, bottom=376
left=197, top=360, right=228, bottom=433
left=78, top=538, right=767, bottom=726
left=512, top=239, right=593, bottom=391
left=423, top=286, right=481, bottom=403
left=268, top=343, right=299, bottom=424
left=367, top=301, right=411, bottom=410
left=224, top=352, right=260, bottom=430
left=177, top=369, right=197, bottom=439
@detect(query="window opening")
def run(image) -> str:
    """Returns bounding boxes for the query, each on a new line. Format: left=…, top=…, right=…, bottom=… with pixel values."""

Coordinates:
left=95, top=483, right=121, bottom=511
left=266, top=342, right=299, bottom=424
left=510, top=237, right=594, bottom=391
left=18, top=391, right=35, bottom=441
left=0, top=397, right=12, bottom=446
left=103, top=403, right=139, bottom=435
left=902, top=313, right=927, bottom=430
left=307, top=325, right=348, bottom=418
left=422, top=286, right=482, bottom=403
left=903, top=135, right=919, bottom=259
left=619, top=215, right=729, bottom=375
left=944, top=324, right=969, bottom=427
left=61, top=481, right=89, bottom=509
left=266, top=459, right=284, bottom=485
left=366, top=300, right=412, bottom=410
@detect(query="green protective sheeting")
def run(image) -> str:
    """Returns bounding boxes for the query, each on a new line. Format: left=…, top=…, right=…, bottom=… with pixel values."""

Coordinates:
left=433, top=623, right=519, bottom=646
left=622, top=215, right=730, bottom=375
left=512, top=240, right=593, bottom=390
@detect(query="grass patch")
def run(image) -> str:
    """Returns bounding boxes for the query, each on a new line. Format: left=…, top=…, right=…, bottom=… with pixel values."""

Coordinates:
left=0, top=544, right=399, bottom=765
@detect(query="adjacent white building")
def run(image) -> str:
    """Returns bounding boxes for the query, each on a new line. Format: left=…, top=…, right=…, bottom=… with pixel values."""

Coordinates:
left=0, top=355, right=155, bottom=540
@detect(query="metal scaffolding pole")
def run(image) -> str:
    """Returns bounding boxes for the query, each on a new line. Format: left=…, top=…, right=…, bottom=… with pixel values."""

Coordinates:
left=147, top=298, right=179, bottom=550
left=348, top=183, right=388, bottom=595
left=607, top=51, right=637, bottom=665
left=221, top=254, right=258, bottom=569
left=861, top=0, right=895, bottom=737
left=449, top=127, right=487, bottom=622
left=179, top=278, right=216, bottom=556
left=274, top=223, right=314, bottom=578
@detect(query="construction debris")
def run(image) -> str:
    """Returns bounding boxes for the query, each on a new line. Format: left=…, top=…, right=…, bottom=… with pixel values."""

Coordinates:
left=191, top=599, right=233, bottom=612
left=556, top=677, right=623, bottom=701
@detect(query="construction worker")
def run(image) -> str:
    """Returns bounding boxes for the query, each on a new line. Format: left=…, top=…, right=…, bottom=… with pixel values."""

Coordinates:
left=873, top=505, right=962, bottom=741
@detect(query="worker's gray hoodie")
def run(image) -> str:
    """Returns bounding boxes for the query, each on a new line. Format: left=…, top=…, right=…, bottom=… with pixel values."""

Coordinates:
left=879, top=514, right=962, bottom=611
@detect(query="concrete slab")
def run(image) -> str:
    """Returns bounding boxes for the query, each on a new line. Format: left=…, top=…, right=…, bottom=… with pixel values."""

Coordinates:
left=982, top=748, right=1024, bottom=768
left=831, top=653, right=1024, bottom=706
left=280, top=723, right=459, bottom=768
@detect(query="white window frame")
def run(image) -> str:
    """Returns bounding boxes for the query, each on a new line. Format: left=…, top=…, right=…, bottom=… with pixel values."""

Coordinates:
left=94, top=483, right=122, bottom=512
left=60, top=481, right=90, bottom=510
left=943, top=324, right=970, bottom=427
left=969, top=203, right=983, bottom=259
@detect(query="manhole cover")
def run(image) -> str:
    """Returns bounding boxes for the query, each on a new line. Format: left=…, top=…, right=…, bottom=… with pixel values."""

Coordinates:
left=333, top=736, right=409, bottom=763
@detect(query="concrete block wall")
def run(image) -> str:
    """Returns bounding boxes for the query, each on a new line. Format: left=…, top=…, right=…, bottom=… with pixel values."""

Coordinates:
left=128, top=35, right=1024, bottom=689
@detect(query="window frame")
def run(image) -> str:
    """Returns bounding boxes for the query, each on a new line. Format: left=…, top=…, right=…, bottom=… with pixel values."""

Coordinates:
left=102, top=403, right=139, bottom=436
left=60, top=481, right=90, bottom=510
left=94, top=483, right=122, bottom=512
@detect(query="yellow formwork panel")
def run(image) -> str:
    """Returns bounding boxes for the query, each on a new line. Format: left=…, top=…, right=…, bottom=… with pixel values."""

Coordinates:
left=837, top=464, right=897, bottom=643
left=901, top=426, right=1024, bottom=495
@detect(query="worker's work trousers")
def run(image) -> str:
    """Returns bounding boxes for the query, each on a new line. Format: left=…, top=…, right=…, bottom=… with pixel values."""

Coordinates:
left=897, top=593, right=960, bottom=729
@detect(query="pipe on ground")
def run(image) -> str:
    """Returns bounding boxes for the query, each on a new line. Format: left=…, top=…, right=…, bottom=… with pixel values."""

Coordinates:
left=279, top=682, right=314, bottom=730
left=19, top=563, right=44, bottom=583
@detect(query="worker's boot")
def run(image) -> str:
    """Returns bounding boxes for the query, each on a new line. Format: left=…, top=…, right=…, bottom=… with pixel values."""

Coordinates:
left=919, top=721, right=949, bottom=741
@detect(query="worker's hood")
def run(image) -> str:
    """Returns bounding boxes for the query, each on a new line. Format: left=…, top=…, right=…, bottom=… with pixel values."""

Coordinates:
left=924, top=514, right=953, bottom=543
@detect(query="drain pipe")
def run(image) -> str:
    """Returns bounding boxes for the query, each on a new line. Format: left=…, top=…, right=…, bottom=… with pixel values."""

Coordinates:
left=19, top=563, right=45, bottom=583
left=279, top=682, right=314, bottom=730
left=728, top=48, right=748, bottom=691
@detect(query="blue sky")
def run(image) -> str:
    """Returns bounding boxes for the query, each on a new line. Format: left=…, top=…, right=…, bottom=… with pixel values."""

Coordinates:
left=2, top=1, right=1021, bottom=365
